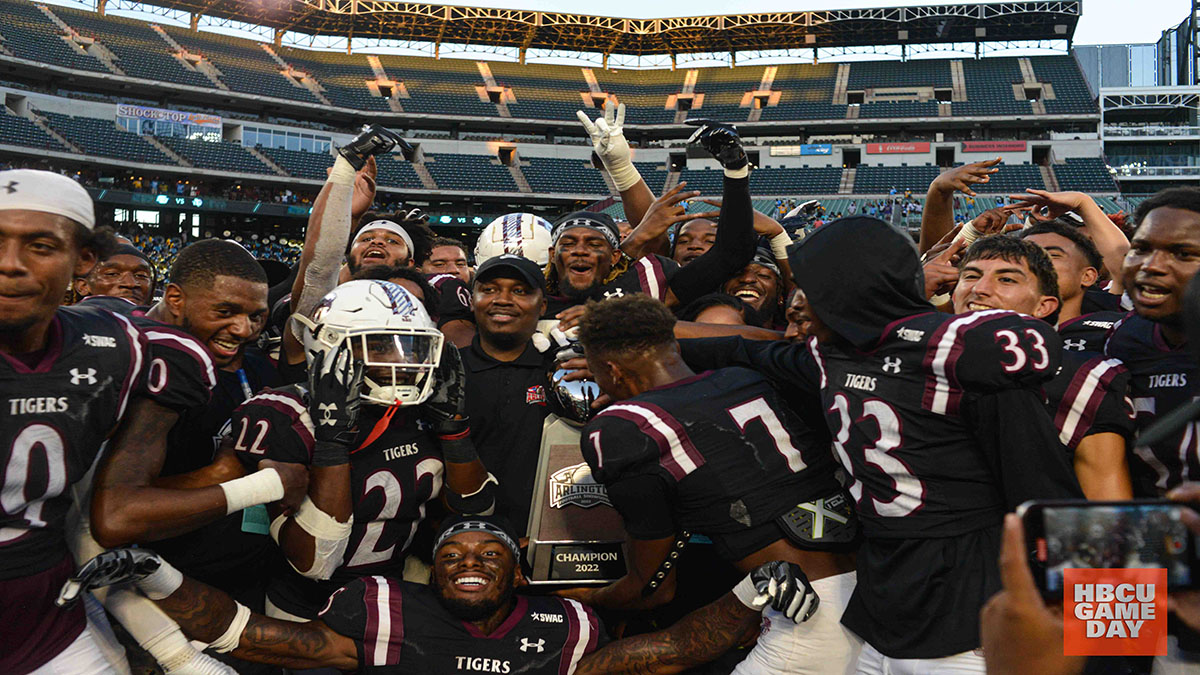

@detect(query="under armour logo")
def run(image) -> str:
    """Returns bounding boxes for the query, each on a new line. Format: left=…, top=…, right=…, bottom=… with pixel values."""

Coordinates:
left=519, top=638, right=545, bottom=653
left=70, top=367, right=97, bottom=385
left=882, top=357, right=902, bottom=374
left=317, top=402, right=338, bottom=425
left=602, top=288, right=625, bottom=299
left=2, top=180, right=17, bottom=194
left=1064, top=339, right=1087, bottom=351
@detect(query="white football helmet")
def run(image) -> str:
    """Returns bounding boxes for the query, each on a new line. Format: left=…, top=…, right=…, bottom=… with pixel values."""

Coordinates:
left=294, top=280, right=443, bottom=406
left=474, top=213, right=553, bottom=266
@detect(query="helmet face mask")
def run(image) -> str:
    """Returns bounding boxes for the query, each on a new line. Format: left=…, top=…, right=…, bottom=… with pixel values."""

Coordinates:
left=296, top=280, right=444, bottom=406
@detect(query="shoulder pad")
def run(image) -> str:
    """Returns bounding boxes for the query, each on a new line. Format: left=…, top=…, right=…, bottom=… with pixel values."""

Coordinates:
left=139, top=325, right=217, bottom=410
left=317, top=576, right=373, bottom=645
left=229, top=387, right=313, bottom=463
left=585, top=401, right=700, bottom=482
left=922, top=310, right=1060, bottom=414
left=1103, top=313, right=1149, bottom=361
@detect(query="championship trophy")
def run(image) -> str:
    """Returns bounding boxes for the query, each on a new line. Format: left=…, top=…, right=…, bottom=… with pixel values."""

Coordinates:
left=525, top=368, right=628, bottom=585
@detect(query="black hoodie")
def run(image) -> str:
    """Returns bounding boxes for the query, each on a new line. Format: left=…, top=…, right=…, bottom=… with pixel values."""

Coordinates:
left=788, top=216, right=933, bottom=350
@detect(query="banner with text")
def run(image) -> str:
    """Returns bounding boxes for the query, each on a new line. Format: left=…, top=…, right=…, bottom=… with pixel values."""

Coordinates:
left=770, top=144, right=834, bottom=156
left=866, top=142, right=930, bottom=154
left=961, top=141, right=1027, bottom=153
left=116, top=104, right=221, bottom=129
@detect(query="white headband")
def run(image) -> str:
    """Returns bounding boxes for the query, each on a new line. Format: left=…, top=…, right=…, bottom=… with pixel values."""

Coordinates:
left=355, top=220, right=414, bottom=258
left=0, top=169, right=95, bottom=230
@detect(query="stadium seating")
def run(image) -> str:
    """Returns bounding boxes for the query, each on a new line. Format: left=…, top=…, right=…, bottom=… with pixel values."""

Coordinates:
left=975, top=163, right=1045, bottom=194
left=258, top=146, right=333, bottom=181
left=857, top=101, right=940, bottom=119
left=40, top=111, right=172, bottom=164
left=490, top=62, right=587, bottom=122
left=759, top=63, right=844, bottom=122
left=1031, top=55, right=1097, bottom=114
left=161, top=26, right=322, bottom=104
left=158, top=135, right=273, bottom=174
left=956, top=57, right=1032, bottom=116
left=848, top=59, right=953, bottom=90
left=0, top=0, right=108, bottom=72
left=0, top=112, right=68, bottom=152
left=592, top=68, right=680, bottom=125
left=277, top=48, right=391, bottom=112
left=635, top=161, right=667, bottom=193
left=373, top=154, right=426, bottom=191
left=424, top=153, right=517, bottom=192
left=52, top=6, right=213, bottom=88
left=523, top=157, right=609, bottom=194
left=854, top=165, right=943, bottom=193
left=753, top=167, right=843, bottom=195
left=1055, top=157, right=1119, bottom=192
left=691, top=67, right=765, bottom=123
left=376, top=55, right=497, bottom=117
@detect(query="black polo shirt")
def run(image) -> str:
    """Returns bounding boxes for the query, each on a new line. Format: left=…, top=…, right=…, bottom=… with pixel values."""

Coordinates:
left=461, top=335, right=556, bottom=534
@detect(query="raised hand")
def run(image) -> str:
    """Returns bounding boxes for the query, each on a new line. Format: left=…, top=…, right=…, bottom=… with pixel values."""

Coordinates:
left=577, top=100, right=631, bottom=168
left=638, top=182, right=719, bottom=240
left=57, top=549, right=164, bottom=607
left=422, top=342, right=469, bottom=436
left=923, top=237, right=967, bottom=299
left=930, top=158, right=1001, bottom=198
left=1007, top=189, right=1090, bottom=223
left=337, top=123, right=412, bottom=170
left=307, top=341, right=364, bottom=464
left=685, top=119, right=748, bottom=171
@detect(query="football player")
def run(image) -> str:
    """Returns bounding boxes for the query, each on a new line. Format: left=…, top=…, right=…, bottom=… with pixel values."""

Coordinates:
left=1105, top=187, right=1200, bottom=497
left=421, top=236, right=471, bottom=285
left=62, top=516, right=820, bottom=674
left=0, top=168, right=144, bottom=674
left=570, top=294, right=862, bottom=674
left=676, top=216, right=1082, bottom=671
left=721, top=249, right=786, bottom=327
left=951, top=235, right=1133, bottom=499
left=228, top=280, right=496, bottom=620
left=73, top=243, right=155, bottom=306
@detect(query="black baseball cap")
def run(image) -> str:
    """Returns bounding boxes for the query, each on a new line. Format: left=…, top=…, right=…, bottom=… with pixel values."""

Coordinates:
left=474, top=253, right=546, bottom=292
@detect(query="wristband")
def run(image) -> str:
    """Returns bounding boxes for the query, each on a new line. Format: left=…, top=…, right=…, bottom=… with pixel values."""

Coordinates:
left=958, top=220, right=983, bottom=245
left=769, top=231, right=791, bottom=260
left=724, top=165, right=750, bottom=180
left=138, top=558, right=184, bottom=600
left=220, top=468, right=284, bottom=515
left=606, top=160, right=642, bottom=192
left=732, top=573, right=769, bottom=610
left=439, top=431, right=480, bottom=464
left=312, top=439, right=350, bottom=467
left=328, top=154, right=356, bottom=186
left=208, top=602, right=252, bottom=654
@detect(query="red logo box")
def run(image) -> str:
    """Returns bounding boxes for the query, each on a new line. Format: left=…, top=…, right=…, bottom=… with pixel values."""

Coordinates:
left=1062, top=568, right=1168, bottom=656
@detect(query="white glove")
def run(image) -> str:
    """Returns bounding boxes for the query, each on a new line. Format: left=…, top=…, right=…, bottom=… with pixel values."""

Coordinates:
left=576, top=101, right=641, bottom=191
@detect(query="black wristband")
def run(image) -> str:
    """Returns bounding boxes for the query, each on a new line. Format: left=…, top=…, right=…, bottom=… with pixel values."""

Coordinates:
left=312, top=439, right=351, bottom=467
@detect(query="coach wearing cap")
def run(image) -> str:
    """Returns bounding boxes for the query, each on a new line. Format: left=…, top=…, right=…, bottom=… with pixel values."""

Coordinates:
left=462, top=254, right=557, bottom=533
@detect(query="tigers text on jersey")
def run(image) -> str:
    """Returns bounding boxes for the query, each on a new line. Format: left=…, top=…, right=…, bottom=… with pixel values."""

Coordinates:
left=0, top=306, right=145, bottom=674
left=231, top=386, right=443, bottom=617
left=581, top=368, right=841, bottom=561
left=1105, top=313, right=1200, bottom=495
left=319, top=577, right=602, bottom=673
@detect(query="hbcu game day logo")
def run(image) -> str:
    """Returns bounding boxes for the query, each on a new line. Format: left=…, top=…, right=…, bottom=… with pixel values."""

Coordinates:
left=549, top=463, right=611, bottom=509
left=1062, top=568, right=1167, bottom=656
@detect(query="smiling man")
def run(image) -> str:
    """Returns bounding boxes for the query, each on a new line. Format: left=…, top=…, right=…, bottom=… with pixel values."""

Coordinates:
left=66, top=516, right=817, bottom=674
left=74, top=243, right=155, bottom=306
left=461, top=254, right=555, bottom=533
left=721, top=250, right=785, bottom=327
left=1105, top=188, right=1200, bottom=498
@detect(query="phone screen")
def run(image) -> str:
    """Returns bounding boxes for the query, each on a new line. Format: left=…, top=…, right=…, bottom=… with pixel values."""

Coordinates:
left=1035, top=503, right=1195, bottom=593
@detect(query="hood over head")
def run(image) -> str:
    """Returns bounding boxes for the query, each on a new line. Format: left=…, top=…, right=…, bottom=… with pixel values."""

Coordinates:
left=788, top=216, right=933, bottom=350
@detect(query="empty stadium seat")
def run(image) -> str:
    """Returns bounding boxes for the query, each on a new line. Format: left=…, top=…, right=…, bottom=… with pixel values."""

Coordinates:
left=0, top=0, right=108, bottom=72
left=158, top=135, right=273, bottom=174
left=40, top=110, right=172, bottom=164
left=1055, top=157, right=1118, bottom=192
left=258, top=146, right=333, bottom=180
left=52, top=6, right=213, bottom=88
left=162, top=26, right=321, bottom=104
left=424, top=154, right=516, bottom=192
left=523, top=157, right=609, bottom=194
left=0, top=112, right=68, bottom=152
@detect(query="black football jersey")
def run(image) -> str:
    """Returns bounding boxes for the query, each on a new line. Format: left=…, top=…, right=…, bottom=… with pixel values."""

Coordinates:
left=0, top=306, right=146, bottom=578
left=1058, top=310, right=1125, bottom=355
left=318, top=576, right=603, bottom=674
left=231, top=386, right=444, bottom=618
left=581, top=368, right=841, bottom=561
left=426, top=273, right=473, bottom=327
left=1043, top=353, right=1134, bottom=452
left=544, top=255, right=677, bottom=316
left=1104, top=314, right=1200, bottom=496
left=76, top=295, right=216, bottom=413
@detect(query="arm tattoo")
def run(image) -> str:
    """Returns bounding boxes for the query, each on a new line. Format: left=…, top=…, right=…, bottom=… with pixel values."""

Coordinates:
left=575, top=593, right=760, bottom=675
left=98, top=398, right=177, bottom=487
left=155, top=577, right=358, bottom=671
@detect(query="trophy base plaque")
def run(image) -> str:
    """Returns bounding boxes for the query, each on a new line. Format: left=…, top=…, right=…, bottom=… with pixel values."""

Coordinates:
left=526, top=415, right=627, bottom=585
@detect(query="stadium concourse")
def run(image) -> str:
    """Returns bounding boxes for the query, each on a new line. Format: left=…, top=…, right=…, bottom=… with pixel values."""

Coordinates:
left=4, top=1, right=1200, bottom=675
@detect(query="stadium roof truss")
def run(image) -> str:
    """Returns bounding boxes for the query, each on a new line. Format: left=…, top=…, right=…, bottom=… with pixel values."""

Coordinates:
left=96, top=0, right=1080, bottom=63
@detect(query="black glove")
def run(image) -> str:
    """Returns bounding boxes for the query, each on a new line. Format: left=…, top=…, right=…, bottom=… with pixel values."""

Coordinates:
left=308, top=341, right=364, bottom=466
left=751, top=560, right=820, bottom=622
left=338, top=123, right=413, bottom=170
left=685, top=119, right=748, bottom=171
left=422, top=344, right=479, bottom=463
left=57, top=549, right=163, bottom=607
